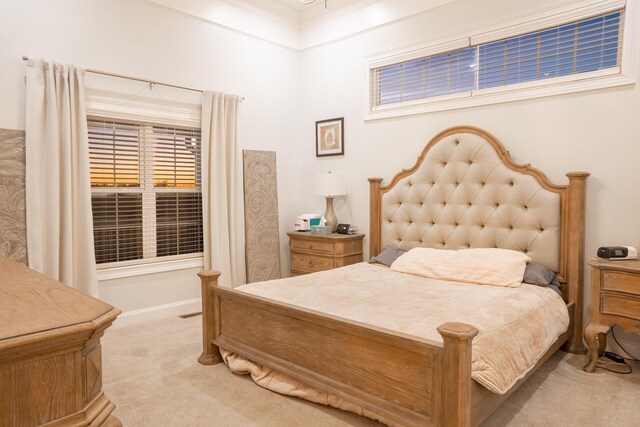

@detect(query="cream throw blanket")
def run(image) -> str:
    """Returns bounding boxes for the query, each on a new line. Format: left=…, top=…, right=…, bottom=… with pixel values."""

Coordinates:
left=221, top=262, right=568, bottom=418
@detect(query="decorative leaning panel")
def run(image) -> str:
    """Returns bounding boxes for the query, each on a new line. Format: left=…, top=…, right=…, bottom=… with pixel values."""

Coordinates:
left=243, top=150, right=281, bottom=283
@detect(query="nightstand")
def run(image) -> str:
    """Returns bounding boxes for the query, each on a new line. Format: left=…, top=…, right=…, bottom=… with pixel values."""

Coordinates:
left=287, top=232, right=365, bottom=276
left=583, top=258, right=640, bottom=372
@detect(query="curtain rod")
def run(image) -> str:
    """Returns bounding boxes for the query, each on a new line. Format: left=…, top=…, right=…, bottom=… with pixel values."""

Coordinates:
left=21, top=55, right=244, bottom=101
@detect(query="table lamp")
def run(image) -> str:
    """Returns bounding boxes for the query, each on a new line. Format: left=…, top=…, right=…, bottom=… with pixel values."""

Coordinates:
left=316, top=172, right=346, bottom=233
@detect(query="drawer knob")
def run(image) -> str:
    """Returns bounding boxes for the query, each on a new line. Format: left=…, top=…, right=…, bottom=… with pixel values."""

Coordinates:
left=307, top=244, right=313, bottom=249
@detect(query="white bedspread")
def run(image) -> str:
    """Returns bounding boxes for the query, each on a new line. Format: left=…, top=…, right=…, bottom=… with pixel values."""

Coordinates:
left=222, top=261, right=568, bottom=396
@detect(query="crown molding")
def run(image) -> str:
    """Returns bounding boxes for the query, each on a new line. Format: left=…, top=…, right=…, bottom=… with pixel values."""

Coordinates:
left=142, top=0, right=502, bottom=51
left=137, top=0, right=301, bottom=50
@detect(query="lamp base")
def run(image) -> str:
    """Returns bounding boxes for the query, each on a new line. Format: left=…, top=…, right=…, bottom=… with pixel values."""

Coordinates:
left=324, top=196, right=338, bottom=233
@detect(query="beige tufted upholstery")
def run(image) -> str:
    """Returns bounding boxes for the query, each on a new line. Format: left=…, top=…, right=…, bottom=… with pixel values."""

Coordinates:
left=380, top=132, right=561, bottom=271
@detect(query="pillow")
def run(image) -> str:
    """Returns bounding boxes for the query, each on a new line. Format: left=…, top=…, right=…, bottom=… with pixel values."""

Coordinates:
left=369, top=245, right=407, bottom=267
left=523, top=262, right=562, bottom=295
left=390, top=247, right=530, bottom=287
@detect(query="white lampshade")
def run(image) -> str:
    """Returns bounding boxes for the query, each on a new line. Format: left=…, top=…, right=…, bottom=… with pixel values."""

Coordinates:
left=316, top=172, right=346, bottom=197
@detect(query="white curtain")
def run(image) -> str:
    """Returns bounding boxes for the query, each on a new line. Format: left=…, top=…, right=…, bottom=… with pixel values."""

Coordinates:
left=25, top=59, right=98, bottom=297
left=201, top=91, right=246, bottom=287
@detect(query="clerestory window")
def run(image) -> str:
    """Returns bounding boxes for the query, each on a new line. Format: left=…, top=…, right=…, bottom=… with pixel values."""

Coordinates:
left=367, top=2, right=633, bottom=120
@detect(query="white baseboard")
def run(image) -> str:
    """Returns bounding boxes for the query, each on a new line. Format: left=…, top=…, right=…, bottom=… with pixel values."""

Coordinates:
left=111, top=298, right=201, bottom=329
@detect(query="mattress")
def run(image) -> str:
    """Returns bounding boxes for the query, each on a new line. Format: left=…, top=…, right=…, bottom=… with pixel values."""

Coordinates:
left=220, top=262, right=569, bottom=416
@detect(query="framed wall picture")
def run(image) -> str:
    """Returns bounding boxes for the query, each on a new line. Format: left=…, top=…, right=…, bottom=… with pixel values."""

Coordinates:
left=315, top=117, right=344, bottom=157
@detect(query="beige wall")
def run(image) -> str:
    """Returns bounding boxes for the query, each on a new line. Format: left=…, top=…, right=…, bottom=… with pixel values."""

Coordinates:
left=2, top=0, right=639, bottom=352
left=0, top=0, right=303, bottom=324
left=296, top=0, right=640, bottom=350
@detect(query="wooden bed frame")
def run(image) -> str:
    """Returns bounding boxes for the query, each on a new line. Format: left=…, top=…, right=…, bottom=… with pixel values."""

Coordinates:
left=198, top=126, right=589, bottom=427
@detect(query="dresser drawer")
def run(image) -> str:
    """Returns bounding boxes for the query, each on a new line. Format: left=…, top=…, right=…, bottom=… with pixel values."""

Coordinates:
left=290, top=238, right=335, bottom=255
left=602, top=270, right=640, bottom=296
left=334, top=253, right=363, bottom=268
left=291, top=253, right=334, bottom=273
left=335, top=239, right=364, bottom=256
left=601, top=294, right=640, bottom=321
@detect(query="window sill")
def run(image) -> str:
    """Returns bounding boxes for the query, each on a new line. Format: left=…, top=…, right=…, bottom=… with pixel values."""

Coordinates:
left=97, top=256, right=204, bottom=281
left=365, top=70, right=634, bottom=121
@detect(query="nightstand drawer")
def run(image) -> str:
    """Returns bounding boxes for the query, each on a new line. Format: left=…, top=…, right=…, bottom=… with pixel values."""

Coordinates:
left=336, top=240, right=364, bottom=256
left=601, top=294, right=640, bottom=321
left=290, top=238, right=334, bottom=255
left=287, top=232, right=365, bottom=276
left=602, top=271, right=640, bottom=296
left=291, top=253, right=334, bottom=273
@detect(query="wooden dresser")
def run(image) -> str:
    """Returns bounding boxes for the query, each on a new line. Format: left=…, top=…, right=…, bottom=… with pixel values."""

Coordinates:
left=0, top=257, right=121, bottom=426
left=583, top=258, right=640, bottom=372
left=287, top=232, right=365, bottom=276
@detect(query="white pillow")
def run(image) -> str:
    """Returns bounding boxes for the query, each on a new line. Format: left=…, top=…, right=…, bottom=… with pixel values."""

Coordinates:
left=390, top=247, right=531, bottom=287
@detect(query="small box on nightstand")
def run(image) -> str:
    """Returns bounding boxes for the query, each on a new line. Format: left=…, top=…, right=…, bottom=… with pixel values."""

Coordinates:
left=310, top=226, right=332, bottom=235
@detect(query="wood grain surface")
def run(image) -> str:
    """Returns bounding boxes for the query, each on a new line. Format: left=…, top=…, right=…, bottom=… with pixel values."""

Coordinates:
left=215, top=285, right=438, bottom=425
left=287, top=232, right=364, bottom=275
left=200, top=126, right=589, bottom=426
left=584, top=259, right=640, bottom=372
left=0, top=257, right=121, bottom=426
left=0, top=257, right=112, bottom=339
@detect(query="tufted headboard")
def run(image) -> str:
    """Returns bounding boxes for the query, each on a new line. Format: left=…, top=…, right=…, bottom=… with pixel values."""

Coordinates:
left=369, top=126, right=589, bottom=352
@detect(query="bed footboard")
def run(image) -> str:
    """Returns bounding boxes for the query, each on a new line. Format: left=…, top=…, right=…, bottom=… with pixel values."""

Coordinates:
left=198, top=271, right=479, bottom=427
left=198, top=270, right=223, bottom=365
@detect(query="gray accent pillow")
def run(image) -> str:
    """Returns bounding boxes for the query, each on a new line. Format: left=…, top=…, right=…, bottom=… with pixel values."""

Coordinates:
left=523, top=262, right=561, bottom=295
left=369, top=245, right=407, bottom=267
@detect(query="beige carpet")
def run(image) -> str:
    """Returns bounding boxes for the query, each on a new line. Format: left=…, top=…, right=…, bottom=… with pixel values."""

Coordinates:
left=102, top=316, right=640, bottom=426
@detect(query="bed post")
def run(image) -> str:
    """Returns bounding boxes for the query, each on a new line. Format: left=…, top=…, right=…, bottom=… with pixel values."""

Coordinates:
left=437, top=322, right=479, bottom=427
left=368, top=177, right=383, bottom=258
left=198, top=270, right=223, bottom=365
left=563, top=172, right=589, bottom=354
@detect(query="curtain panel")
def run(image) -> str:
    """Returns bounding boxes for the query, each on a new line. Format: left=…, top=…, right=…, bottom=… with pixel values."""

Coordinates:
left=201, top=91, right=246, bottom=287
left=25, top=59, right=98, bottom=297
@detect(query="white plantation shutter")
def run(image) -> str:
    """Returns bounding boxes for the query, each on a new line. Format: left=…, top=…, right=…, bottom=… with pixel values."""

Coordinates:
left=372, top=10, right=623, bottom=107
left=88, top=118, right=203, bottom=265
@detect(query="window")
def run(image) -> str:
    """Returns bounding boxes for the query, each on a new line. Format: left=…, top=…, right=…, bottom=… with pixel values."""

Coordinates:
left=89, top=118, right=203, bottom=266
left=477, top=12, right=621, bottom=90
left=368, top=1, right=634, bottom=119
left=377, top=47, right=476, bottom=104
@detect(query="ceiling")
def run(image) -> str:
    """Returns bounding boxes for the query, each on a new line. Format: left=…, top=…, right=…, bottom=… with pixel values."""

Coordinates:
left=245, top=0, right=365, bottom=16
left=271, top=0, right=312, bottom=11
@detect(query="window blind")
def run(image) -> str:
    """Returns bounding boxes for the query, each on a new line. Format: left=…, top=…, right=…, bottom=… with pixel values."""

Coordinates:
left=478, top=12, right=622, bottom=89
left=88, top=118, right=203, bottom=265
left=375, top=47, right=475, bottom=105
left=372, top=10, right=622, bottom=107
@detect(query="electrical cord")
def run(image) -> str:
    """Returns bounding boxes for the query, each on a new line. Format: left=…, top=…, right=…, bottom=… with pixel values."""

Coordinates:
left=595, top=361, right=632, bottom=374
left=611, top=326, right=640, bottom=363
left=594, top=326, right=640, bottom=374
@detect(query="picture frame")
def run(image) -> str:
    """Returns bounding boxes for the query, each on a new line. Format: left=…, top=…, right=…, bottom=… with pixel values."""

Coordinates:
left=315, top=117, right=344, bottom=157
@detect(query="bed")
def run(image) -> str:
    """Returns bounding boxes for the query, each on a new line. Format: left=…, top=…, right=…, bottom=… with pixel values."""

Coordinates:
left=197, top=126, right=589, bottom=427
